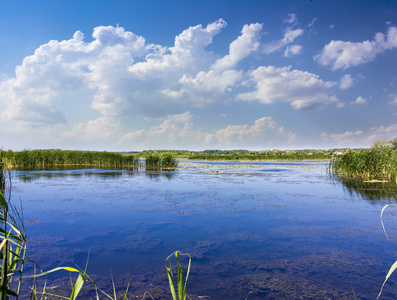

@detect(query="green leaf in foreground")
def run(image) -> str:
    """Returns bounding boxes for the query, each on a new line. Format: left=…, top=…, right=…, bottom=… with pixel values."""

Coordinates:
left=378, top=204, right=397, bottom=299
left=165, top=251, right=191, bottom=300
left=27, top=266, right=99, bottom=300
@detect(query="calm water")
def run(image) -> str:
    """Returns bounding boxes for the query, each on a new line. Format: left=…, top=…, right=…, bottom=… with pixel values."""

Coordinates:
left=9, top=161, right=397, bottom=299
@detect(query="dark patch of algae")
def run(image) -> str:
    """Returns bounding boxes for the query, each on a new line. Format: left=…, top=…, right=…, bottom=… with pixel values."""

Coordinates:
left=19, top=251, right=375, bottom=300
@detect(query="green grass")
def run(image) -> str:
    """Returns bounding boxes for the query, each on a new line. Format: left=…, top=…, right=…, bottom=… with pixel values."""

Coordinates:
left=329, top=149, right=397, bottom=181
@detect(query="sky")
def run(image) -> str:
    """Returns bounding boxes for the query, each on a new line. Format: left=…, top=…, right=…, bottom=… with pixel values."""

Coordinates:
left=0, top=0, right=397, bottom=151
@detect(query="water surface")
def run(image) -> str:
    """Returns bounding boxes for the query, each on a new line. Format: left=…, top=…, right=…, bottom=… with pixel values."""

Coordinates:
left=10, top=161, right=397, bottom=299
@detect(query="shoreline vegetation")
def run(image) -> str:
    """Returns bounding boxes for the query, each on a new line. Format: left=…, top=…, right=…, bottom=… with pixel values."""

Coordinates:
left=0, top=149, right=178, bottom=170
left=0, top=148, right=347, bottom=170
left=1, top=139, right=397, bottom=181
left=330, top=138, right=397, bottom=182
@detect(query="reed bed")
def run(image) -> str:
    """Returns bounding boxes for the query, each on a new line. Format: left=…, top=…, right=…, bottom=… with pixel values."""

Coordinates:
left=145, top=153, right=178, bottom=170
left=329, top=149, right=397, bottom=181
left=1, top=149, right=139, bottom=169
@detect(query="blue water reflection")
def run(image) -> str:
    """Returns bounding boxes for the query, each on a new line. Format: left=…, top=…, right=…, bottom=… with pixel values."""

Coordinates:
left=10, top=161, right=397, bottom=299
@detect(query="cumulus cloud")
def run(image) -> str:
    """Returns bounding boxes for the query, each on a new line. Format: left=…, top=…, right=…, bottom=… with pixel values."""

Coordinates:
left=162, top=22, right=263, bottom=107
left=212, top=23, right=262, bottom=70
left=120, top=113, right=295, bottom=149
left=339, top=74, right=353, bottom=90
left=237, top=65, right=339, bottom=110
left=315, top=26, right=397, bottom=70
left=0, top=19, right=271, bottom=129
left=351, top=96, right=367, bottom=105
left=0, top=20, right=234, bottom=126
left=0, top=16, right=349, bottom=150
left=321, top=123, right=397, bottom=147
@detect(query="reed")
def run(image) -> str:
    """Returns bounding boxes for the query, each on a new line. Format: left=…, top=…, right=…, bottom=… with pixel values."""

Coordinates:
left=1, top=150, right=139, bottom=169
left=329, top=149, right=397, bottom=181
left=145, top=153, right=178, bottom=170
left=145, top=153, right=162, bottom=170
left=161, top=153, right=178, bottom=169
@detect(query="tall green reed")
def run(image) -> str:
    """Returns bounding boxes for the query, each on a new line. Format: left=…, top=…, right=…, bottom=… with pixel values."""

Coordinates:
left=1, top=150, right=139, bottom=169
left=145, top=153, right=178, bottom=170
left=329, top=149, right=397, bottom=181
left=0, top=184, right=27, bottom=299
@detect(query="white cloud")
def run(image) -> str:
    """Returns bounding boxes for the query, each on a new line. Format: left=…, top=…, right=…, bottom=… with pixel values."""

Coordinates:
left=339, top=74, right=353, bottom=90
left=284, top=45, right=302, bottom=57
left=212, top=23, right=263, bottom=70
left=351, top=96, right=367, bottom=105
left=120, top=114, right=295, bottom=150
left=366, top=124, right=397, bottom=142
left=0, top=20, right=233, bottom=127
left=120, top=112, right=212, bottom=149
left=61, top=117, right=120, bottom=141
left=162, top=22, right=263, bottom=107
left=214, top=116, right=296, bottom=147
left=161, top=69, right=242, bottom=108
left=237, top=65, right=339, bottom=110
left=321, top=123, right=397, bottom=147
left=264, top=28, right=304, bottom=54
left=284, top=13, right=298, bottom=25
left=320, top=130, right=363, bottom=147
left=315, top=26, right=397, bottom=70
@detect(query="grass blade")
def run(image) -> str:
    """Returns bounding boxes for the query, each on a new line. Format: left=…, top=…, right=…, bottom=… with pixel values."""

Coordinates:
left=378, top=260, right=397, bottom=299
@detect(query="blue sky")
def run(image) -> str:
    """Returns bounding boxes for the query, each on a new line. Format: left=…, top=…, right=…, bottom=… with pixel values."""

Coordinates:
left=1, top=0, right=397, bottom=151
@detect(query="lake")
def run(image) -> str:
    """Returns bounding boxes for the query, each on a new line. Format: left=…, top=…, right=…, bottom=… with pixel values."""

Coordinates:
left=9, top=160, right=397, bottom=299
